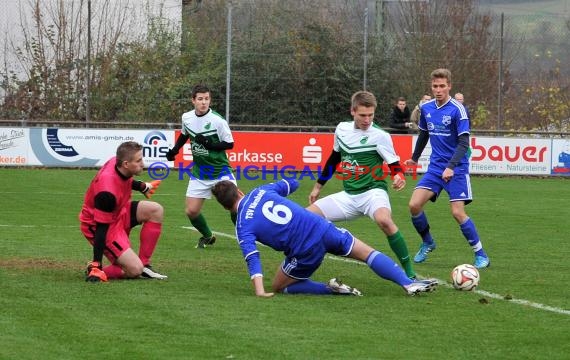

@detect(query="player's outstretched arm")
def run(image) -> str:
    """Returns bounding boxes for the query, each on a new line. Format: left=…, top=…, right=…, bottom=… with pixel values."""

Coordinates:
left=272, top=178, right=300, bottom=197
left=241, top=240, right=273, bottom=297
left=166, top=133, right=190, bottom=161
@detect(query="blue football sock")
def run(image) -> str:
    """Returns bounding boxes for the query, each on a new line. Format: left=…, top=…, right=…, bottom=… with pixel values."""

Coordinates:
left=412, top=211, right=434, bottom=245
left=366, top=250, right=412, bottom=286
left=460, top=218, right=487, bottom=257
left=283, top=279, right=332, bottom=295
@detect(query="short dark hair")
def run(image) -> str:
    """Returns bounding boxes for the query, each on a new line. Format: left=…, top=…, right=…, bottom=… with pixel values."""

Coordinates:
left=116, top=141, right=142, bottom=166
left=192, top=83, right=211, bottom=99
left=212, top=180, right=240, bottom=210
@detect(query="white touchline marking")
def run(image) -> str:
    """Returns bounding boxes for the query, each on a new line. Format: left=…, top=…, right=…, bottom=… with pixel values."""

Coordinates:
left=183, top=226, right=570, bottom=316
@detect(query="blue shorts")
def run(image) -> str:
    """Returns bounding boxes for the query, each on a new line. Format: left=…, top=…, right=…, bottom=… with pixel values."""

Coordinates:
left=416, top=171, right=473, bottom=204
left=281, top=224, right=355, bottom=280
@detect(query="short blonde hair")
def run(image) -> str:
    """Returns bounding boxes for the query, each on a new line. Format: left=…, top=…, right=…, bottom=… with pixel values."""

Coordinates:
left=116, top=141, right=142, bottom=166
left=351, top=91, right=377, bottom=109
left=431, top=68, right=452, bottom=83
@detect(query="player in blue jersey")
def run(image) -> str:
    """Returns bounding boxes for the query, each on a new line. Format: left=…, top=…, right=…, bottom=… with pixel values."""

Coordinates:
left=404, top=69, right=490, bottom=269
left=211, top=178, right=438, bottom=297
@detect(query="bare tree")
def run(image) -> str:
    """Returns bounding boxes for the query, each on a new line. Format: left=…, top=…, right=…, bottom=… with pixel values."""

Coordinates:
left=384, top=0, right=511, bottom=128
left=2, top=0, right=152, bottom=120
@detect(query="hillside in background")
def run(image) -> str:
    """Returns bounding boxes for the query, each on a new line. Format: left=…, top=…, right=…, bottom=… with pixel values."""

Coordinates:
left=481, top=0, right=570, bottom=15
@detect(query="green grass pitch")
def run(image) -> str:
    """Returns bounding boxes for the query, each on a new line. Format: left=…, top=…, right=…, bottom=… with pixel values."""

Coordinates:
left=1, top=168, right=568, bottom=359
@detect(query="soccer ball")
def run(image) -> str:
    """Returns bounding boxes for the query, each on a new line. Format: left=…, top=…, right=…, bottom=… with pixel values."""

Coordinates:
left=451, top=264, right=480, bottom=291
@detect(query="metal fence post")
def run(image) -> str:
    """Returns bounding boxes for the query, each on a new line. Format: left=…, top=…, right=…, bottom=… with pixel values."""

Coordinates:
left=498, top=12, right=504, bottom=130
left=363, top=7, right=369, bottom=90
left=226, top=1, right=232, bottom=123
left=86, top=0, right=91, bottom=124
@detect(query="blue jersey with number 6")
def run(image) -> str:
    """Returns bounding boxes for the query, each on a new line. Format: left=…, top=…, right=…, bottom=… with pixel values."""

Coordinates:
left=235, top=178, right=330, bottom=278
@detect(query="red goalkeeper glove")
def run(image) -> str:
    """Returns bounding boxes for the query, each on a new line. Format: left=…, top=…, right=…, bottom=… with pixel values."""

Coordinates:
left=141, top=180, right=161, bottom=199
left=85, top=261, right=108, bottom=282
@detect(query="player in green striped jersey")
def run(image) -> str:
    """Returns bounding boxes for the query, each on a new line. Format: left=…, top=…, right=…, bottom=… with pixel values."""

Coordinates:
left=166, top=84, right=236, bottom=249
left=307, top=91, right=416, bottom=279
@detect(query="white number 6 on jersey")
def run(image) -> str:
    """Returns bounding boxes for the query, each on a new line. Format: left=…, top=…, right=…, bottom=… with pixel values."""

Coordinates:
left=261, top=201, right=292, bottom=225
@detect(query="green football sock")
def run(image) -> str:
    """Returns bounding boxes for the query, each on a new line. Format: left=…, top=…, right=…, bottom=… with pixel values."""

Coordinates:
left=189, top=213, right=212, bottom=238
left=387, top=231, right=415, bottom=279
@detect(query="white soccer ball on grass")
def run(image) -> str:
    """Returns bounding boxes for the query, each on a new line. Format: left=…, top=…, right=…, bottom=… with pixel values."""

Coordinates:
left=451, top=264, right=480, bottom=291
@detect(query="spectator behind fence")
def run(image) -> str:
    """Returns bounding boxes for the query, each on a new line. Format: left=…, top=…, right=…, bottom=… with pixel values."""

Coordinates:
left=388, top=97, right=414, bottom=134
left=454, top=92, right=470, bottom=117
left=410, top=94, right=432, bottom=126
left=454, top=92, right=464, bottom=103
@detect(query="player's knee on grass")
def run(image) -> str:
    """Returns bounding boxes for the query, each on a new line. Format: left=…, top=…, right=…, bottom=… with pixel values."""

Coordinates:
left=123, top=263, right=144, bottom=278
left=271, top=279, right=286, bottom=293
left=271, top=272, right=294, bottom=293
left=271, top=285, right=285, bottom=293
left=116, top=249, right=144, bottom=278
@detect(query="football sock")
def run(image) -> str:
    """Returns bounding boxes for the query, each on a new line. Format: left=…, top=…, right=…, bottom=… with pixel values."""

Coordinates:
left=283, top=279, right=332, bottom=295
left=366, top=250, right=412, bottom=286
left=139, top=221, right=161, bottom=265
left=189, top=213, right=213, bottom=238
left=460, top=218, right=487, bottom=257
left=411, top=211, right=434, bottom=245
left=103, top=264, right=124, bottom=279
left=387, top=231, right=415, bottom=278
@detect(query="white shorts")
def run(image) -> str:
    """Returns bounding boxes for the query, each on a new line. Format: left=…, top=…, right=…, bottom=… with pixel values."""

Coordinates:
left=313, top=188, right=391, bottom=221
left=186, top=173, right=237, bottom=199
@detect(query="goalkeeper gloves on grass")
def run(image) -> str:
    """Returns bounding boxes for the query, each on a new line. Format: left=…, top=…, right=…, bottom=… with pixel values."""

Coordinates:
left=85, top=261, right=108, bottom=283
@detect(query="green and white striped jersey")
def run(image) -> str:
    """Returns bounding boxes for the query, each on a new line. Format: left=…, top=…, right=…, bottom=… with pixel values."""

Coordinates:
left=333, top=121, right=399, bottom=194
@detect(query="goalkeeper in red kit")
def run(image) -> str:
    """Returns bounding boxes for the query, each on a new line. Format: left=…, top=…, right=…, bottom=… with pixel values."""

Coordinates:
left=79, top=141, right=167, bottom=282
